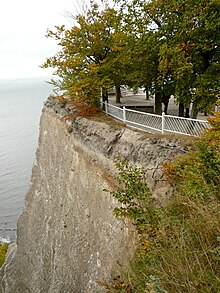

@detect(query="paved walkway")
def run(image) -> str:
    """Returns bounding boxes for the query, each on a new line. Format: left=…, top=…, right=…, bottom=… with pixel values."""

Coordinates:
left=108, top=90, right=213, bottom=121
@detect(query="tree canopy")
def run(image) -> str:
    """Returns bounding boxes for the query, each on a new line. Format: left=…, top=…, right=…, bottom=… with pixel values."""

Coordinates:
left=42, top=0, right=220, bottom=116
left=148, top=0, right=220, bottom=115
left=42, top=2, right=120, bottom=106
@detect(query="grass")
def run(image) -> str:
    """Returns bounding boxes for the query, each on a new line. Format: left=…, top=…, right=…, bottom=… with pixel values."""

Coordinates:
left=103, top=112, right=220, bottom=292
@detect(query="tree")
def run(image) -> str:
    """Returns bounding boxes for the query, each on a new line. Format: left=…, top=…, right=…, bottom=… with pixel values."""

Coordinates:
left=42, top=1, right=123, bottom=106
left=115, top=0, right=220, bottom=117
left=146, top=0, right=220, bottom=117
left=112, top=1, right=164, bottom=114
left=43, top=0, right=220, bottom=116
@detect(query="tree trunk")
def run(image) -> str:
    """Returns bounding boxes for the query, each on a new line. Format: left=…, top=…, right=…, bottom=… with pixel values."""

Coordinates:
left=115, top=85, right=122, bottom=104
left=178, top=103, right=185, bottom=117
left=185, top=107, right=190, bottom=118
left=191, top=103, right=199, bottom=119
left=145, top=88, right=150, bottom=100
left=155, top=91, right=162, bottom=115
left=163, top=103, right=168, bottom=115
left=101, top=87, right=108, bottom=110
left=102, top=88, right=108, bottom=103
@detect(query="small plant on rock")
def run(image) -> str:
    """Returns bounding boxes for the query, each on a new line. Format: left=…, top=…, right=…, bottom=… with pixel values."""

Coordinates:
left=0, top=243, right=9, bottom=268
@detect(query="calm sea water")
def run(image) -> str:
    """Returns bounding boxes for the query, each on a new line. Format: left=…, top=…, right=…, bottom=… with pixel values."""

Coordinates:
left=0, top=77, right=53, bottom=242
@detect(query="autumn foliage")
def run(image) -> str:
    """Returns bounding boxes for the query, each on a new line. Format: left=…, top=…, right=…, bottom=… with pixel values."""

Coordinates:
left=42, top=0, right=220, bottom=116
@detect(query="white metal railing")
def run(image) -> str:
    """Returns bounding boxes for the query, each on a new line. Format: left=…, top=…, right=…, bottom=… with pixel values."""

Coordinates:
left=103, top=102, right=211, bottom=136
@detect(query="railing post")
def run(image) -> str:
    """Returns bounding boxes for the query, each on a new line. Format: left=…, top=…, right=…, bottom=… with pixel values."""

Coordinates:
left=123, top=106, right=126, bottom=123
left=162, top=112, right=165, bottom=134
left=105, top=101, right=108, bottom=115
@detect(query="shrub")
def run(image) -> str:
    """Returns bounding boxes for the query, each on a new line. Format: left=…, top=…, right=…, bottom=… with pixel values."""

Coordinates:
left=0, top=243, right=9, bottom=268
left=104, top=112, right=220, bottom=292
left=108, top=158, right=161, bottom=234
left=163, top=112, right=220, bottom=201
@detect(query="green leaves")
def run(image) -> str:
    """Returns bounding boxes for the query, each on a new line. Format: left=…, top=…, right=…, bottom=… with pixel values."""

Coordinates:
left=150, top=0, right=220, bottom=108
left=163, top=112, right=220, bottom=201
left=42, top=0, right=219, bottom=114
left=118, top=0, right=220, bottom=112
left=108, top=158, right=161, bottom=233
left=42, top=2, right=122, bottom=105
left=104, top=114, right=220, bottom=293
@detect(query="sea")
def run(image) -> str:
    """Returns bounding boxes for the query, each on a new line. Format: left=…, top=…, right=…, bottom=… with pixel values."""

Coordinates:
left=0, top=77, right=54, bottom=243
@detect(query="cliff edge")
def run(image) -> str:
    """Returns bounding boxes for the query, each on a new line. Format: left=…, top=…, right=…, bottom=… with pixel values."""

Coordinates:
left=0, top=98, right=190, bottom=293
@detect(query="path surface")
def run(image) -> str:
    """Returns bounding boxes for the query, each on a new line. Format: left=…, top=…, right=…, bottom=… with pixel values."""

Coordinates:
left=108, top=90, right=213, bottom=121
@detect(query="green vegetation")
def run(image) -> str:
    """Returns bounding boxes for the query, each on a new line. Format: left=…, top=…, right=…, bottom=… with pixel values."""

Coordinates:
left=104, top=113, right=220, bottom=292
left=0, top=243, right=9, bottom=268
left=42, top=0, right=220, bottom=117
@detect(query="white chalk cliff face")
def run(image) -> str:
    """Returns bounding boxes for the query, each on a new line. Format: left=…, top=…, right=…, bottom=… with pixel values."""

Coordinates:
left=0, top=98, right=189, bottom=293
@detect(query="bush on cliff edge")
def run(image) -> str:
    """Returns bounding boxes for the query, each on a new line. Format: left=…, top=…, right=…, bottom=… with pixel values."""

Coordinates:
left=104, top=112, right=220, bottom=292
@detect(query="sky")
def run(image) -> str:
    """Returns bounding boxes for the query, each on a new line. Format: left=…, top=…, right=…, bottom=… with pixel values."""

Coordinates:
left=0, top=0, right=89, bottom=79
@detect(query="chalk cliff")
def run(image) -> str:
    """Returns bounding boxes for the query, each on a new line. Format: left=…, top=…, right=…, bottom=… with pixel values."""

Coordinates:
left=0, top=98, right=190, bottom=293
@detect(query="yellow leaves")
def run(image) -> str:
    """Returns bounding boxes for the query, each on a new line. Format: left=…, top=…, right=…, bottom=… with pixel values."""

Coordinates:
left=55, top=25, right=65, bottom=32
left=111, top=45, right=122, bottom=52
left=87, top=63, right=99, bottom=73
